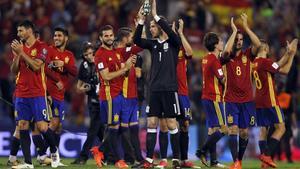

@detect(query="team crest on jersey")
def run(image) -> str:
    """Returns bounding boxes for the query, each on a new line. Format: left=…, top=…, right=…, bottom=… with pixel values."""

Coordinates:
left=109, top=57, right=112, bottom=61
left=31, top=49, right=37, bottom=56
left=202, top=59, right=208, bottom=64
left=113, top=114, right=119, bottom=122
left=163, top=43, right=169, bottom=51
left=83, top=61, right=88, bottom=69
left=227, top=114, right=233, bottom=124
left=242, top=55, right=247, bottom=64
left=64, top=56, right=70, bottom=64
left=116, top=54, right=121, bottom=60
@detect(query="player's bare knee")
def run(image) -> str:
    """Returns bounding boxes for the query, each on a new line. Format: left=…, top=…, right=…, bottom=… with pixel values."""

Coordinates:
left=228, top=125, right=238, bottom=135
left=208, top=128, right=214, bottom=135
left=275, top=123, right=286, bottom=135
left=180, top=120, right=189, bottom=132
left=166, top=118, right=177, bottom=130
left=36, top=122, right=48, bottom=132
left=220, top=125, right=228, bottom=135
left=147, top=117, right=158, bottom=128
left=239, top=129, right=249, bottom=139
left=18, top=120, right=29, bottom=130
left=159, top=119, right=168, bottom=132
left=259, top=127, right=268, bottom=140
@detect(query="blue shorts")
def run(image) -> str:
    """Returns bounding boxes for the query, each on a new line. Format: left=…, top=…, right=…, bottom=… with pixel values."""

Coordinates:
left=121, top=98, right=139, bottom=125
left=256, top=106, right=285, bottom=127
left=177, top=95, right=192, bottom=121
left=202, top=99, right=225, bottom=128
left=51, top=99, right=65, bottom=121
left=100, top=94, right=124, bottom=125
left=15, top=97, right=49, bottom=122
left=225, top=102, right=256, bottom=128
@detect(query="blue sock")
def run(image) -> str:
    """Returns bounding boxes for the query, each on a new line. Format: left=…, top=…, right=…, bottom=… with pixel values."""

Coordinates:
left=259, top=140, right=267, bottom=154
left=42, top=128, right=57, bottom=153
left=229, top=135, right=238, bottom=161
left=32, top=135, right=46, bottom=156
left=109, top=128, right=123, bottom=161
left=10, top=136, right=20, bottom=156
left=20, top=130, right=32, bottom=164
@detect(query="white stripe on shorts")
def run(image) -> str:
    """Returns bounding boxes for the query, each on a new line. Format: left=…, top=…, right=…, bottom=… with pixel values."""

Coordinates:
left=174, top=92, right=181, bottom=115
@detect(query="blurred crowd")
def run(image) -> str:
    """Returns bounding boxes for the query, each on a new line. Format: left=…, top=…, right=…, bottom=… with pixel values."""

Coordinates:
left=0, top=0, right=300, bottom=158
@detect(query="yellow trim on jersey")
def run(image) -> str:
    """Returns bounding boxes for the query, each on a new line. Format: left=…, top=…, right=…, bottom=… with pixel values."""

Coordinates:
left=267, top=73, right=277, bottom=106
left=123, top=77, right=129, bottom=98
left=214, top=76, right=221, bottom=102
left=16, top=72, right=20, bottom=84
left=275, top=106, right=283, bottom=123
left=222, top=65, right=227, bottom=102
left=41, top=64, right=47, bottom=91
left=41, top=64, right=51, bottom=121
left=213, top=101, right=224, bottom=125
left=105, top=84, right=113, bottom=124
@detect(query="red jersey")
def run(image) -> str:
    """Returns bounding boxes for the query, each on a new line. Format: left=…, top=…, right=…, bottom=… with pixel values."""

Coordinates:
left=253, top=57, right=280, bottom=108
left=177, top=47, right=192, bottom=96
left=46, top=46, right=77, bottom=101
left=95, top=47, right=123, bottom=100
left=115, top=46, right=143, bottom=98
left=201, top=53, right=224, bottom=102
left=15, top=40, right=48, bottom=98
left=223, top=48, right=254, bottom=103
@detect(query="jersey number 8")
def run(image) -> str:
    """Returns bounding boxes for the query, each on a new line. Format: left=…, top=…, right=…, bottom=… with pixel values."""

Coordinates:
left=236, top=66, right=241, bottom=76
left=253, top=70, right=262, bottom=89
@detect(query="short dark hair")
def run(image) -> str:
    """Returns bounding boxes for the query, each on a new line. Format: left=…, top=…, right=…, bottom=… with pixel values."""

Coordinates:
left=54, top=27, right=69, bottom=36
left=34, top=29, right=40, bottom=38
left=161, top=15, right=168, bottom=22
left=18, top=20, right=35, bottom=30
left=82, top=41, right=94, bottom=53
left=115, top=27, right=132, bottom=42
left=203, top=32, right=219, bottom=52
left=99, top=25, right=113, bottom=37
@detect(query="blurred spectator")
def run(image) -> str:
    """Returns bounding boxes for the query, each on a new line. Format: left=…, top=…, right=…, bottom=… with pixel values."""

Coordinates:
left=0, top=44, right=14, bottom=120
left=51, top=0, right=71, bottom=28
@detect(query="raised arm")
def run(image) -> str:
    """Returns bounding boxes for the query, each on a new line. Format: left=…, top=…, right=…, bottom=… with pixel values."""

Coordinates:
left=278, top=39, right=298, bottom=74
left=241, top=13, right=261, bottom=55
left=152, top=0, right=181, bottom=47
left=133, top=6, right=153, bottom=49
left=220, top=17, right=238, bottom=65
left=177, top=19, right=193, bottom=57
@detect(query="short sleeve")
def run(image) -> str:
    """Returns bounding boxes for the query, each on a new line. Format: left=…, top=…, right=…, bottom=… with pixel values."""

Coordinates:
left=211, top=57, right=224, bottom=79
left=95, top=53, right=108, bottom=71
left=263, top=58, right=279, bottom=74
left=36, top=44, right=49, bottom=62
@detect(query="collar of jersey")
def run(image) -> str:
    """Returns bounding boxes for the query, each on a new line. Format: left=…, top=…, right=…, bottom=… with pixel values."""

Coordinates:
left=157, top=38, right=167, bottom=43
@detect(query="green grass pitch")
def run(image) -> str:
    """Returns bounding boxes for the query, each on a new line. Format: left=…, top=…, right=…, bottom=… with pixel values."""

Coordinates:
left=0, top=158, right=300, bottom=169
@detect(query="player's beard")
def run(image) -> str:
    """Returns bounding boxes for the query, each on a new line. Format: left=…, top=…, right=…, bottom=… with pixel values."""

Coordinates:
left=103, top=40, right=113, bottom=48
left=126, top=41, right=133, bottom=47
left=55, top=40, right=66, bottom=49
